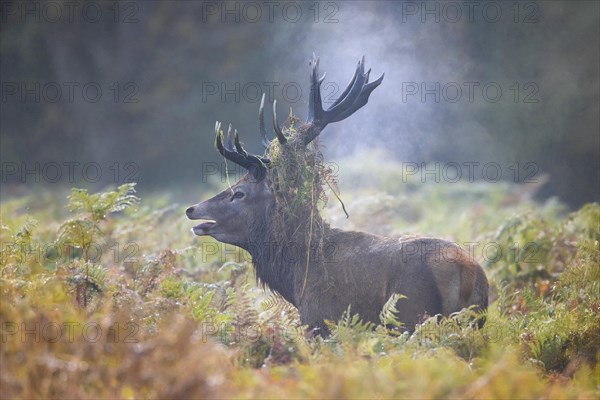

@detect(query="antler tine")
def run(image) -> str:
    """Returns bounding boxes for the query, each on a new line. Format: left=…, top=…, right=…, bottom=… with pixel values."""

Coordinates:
left=329, top=59, right=361, bottom=110
left=225, top=123, right=237, bottom=151
left=258, top=93, right=271, bottom=148
left=214, top=121, right=222, bottom=137
left=326, top=57, right=366, bottom=116
left=233, top=129, right=270, bottom=166
left=328, top=72, right=384, bottom=123
left=272, top=99, right=287, bottom=144
left=214, top=121, right=225, bottom=152
left=234, top=129, right=248, bottom=157
left=215, top=122, right=226, bottom=156
left=319, top=72, right=327, bottom=85
left=307, top=55, right=323, bottom=123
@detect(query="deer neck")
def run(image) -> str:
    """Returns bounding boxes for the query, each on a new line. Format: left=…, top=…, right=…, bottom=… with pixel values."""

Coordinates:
left=243, top=210, right=326, bottom=306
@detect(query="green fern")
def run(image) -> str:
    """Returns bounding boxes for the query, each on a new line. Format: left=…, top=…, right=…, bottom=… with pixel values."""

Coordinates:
left=0, top=218, right=38, bottom=268
left=326, top=306, right=376, bottom=345
left=66, top=183, right=140, bottom=222
left=379, top=293, right=407, bottom=329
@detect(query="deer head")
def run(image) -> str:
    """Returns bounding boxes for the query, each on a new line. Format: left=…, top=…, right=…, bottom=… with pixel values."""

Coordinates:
left=186, top=55, right=384, bottom=250
left=185, top=122, right=273, bottom=249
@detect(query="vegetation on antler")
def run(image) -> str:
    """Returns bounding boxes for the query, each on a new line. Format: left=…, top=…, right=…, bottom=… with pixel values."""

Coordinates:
left=266, top=121, right=329, bottom=255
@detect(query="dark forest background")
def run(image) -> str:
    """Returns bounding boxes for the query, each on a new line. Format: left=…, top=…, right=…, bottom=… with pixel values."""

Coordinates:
left=1, top=0, right=598, bottom=208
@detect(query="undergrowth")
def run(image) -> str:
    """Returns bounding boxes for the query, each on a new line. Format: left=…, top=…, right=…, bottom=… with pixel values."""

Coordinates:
left=0, top=175, right=598, bottom=398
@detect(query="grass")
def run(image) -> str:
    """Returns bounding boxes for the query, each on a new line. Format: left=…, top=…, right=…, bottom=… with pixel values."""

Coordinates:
left=0, top=159, right=598, bottom=399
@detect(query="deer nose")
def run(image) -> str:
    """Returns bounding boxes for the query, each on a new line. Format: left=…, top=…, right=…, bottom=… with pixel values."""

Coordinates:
left=186, top=206, right=194, bottom=218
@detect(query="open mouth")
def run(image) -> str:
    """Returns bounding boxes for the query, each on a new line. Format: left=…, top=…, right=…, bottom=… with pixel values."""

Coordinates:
left=191, top=219, right=217, bottom=235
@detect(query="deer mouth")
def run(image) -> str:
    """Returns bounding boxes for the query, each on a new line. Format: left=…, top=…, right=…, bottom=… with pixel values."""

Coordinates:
left=191, top=219, right=217, bottom=235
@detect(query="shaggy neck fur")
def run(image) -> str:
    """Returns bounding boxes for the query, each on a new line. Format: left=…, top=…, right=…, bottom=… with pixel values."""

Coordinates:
left=246, top=172, right=326, bottom=305
left=242, top=201, right=326, bottom=306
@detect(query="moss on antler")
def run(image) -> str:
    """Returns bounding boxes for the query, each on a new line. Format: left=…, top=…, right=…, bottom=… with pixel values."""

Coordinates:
left=265, top=117, right=334, bottom=273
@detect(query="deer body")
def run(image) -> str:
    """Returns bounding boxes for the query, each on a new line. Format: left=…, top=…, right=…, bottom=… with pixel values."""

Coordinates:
left=297, top=229, right=488, bottom=332
left=187, top=56, right=488, bottom=333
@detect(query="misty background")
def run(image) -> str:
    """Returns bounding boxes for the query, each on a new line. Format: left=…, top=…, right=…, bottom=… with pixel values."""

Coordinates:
left=1, top=0, right=598, bottom=208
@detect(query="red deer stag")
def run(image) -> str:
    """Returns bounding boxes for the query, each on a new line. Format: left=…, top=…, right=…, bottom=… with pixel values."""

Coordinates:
left=186, top=55, right=489, bottom=333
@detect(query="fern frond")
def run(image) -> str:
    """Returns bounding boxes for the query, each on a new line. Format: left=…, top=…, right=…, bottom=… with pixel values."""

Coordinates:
left=379, top=293, right=407, bottom=329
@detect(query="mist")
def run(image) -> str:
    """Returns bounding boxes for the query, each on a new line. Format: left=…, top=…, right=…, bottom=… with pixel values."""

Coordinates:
left=1, top=0, right=598, bottom=208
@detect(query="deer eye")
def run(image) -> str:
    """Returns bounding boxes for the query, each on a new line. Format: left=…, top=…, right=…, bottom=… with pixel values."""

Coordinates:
left=231, top=191, right=245, bottom=200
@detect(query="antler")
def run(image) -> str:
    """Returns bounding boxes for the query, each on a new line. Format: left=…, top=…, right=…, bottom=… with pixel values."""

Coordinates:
left=215, top=121, right=268, bottom=180
left=304, top=54, right=384, bottom=145
left=230, top=55, right=382, bottom=168
left=259, top=93, right=288, bottom=147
